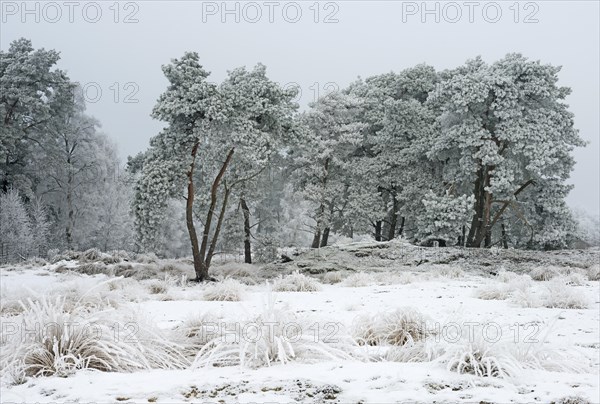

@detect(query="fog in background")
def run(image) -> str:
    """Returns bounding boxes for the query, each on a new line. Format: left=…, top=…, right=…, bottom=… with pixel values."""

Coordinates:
left=1, top=0, right=598, bottom=215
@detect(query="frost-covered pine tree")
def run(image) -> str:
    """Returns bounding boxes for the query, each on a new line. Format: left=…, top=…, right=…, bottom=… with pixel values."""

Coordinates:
left=427, top=54, right=585, bottom=248
left=348, top=65, right=440, bottom=242
left=135, top=53, right=296, bottom=280
left=292, top=91, right=364, bottom=247
left=0, top=189, right=33, bottom=262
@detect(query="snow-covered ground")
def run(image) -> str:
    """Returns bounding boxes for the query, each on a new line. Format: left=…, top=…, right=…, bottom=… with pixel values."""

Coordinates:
left=1, top=244, right=598, bottom=403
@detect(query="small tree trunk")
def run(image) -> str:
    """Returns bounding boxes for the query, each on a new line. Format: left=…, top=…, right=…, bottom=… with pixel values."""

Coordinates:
left=311, top=229, right=321, bottom=249
left=398, top=216, right=405, bottom=237
left=374, top=221, right=382, bottom=242
left=66, top=160, right=74, bottom=250
left=240, top=197, right=252, bottom=264
left=388, top=196, right=398, bottom=241
left=501, top=223, right=509, bottom=249
left=320, top=227, right=330, bottom=247
left=186, top=143, right=205, bottom=281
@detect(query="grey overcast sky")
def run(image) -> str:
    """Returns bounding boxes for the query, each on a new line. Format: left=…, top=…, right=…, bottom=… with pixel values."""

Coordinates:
left=1, top=0, right=599, bottom=214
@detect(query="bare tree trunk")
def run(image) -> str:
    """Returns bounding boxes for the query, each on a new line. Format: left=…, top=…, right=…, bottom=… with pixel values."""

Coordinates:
left=65, top=157, right=74, bottom=250
left=240, top=197, right=252, bottom=264
left=501, top=222, right=509, bottom=249
left=206, top=185, right=231, bottom=268
left=186, top=142, right=204, bottom=281
left=398, top=216, right=405, bottom=237
left=311, top=228, right=321, bottom=249
left=374, top=221, right=382, bottom=242
left=467, top=166, right=485, bottom=247
left=387, top=195, right=398, bottom=241
left=320, top=227, right=330, bottom=247
left=193, top=147, right=234, bottom=281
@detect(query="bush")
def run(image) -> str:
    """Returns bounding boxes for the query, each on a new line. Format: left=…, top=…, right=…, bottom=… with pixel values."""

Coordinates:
left=273, top=271, right=322, bottom=292
left=351, top=308, right=433, bottom=346
left=202, top=279, right=245, bottom=301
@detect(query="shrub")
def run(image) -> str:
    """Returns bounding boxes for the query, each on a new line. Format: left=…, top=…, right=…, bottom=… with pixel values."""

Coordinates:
left=351, top=308, right=433, bottom=346
left=273, top=271, right=322, bottom=292
left=202, top=279, right=245, bottom=301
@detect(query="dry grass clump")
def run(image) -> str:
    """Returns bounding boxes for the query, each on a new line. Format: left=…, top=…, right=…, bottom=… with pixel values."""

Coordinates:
left=135, top=252, right=159, bottom=264
left=445, top=337, right=518, bottom=378
left=564, top=272, right=587, bottom=286
left=351, top=308, right=433, bottom=347
left=193, top=292, right=355, bottom=368
left=80, top=248, right=103, bottom=262
left=202, top=279, right=246, bottom=301
left=0, top=297, right=189, bottom=379
left=211, top=263, right=260, bottom=285
left=322, top=271, right=345, bottom=284
left=474, top=283, right=511, bottom=300
left=432, top=265, right=464, bottom=279
left=342, top=272, right=375, bottom=287
left=146, top=279, right=169, bottom=295
left=529, top=266, right=561, bottom=281
left=384, top=340, right=444, bottom=363
left=551, top=397, right=592, bottom=404
left=541, top=279, right=590, bottom=309
left=443, top=323, right=591, bottom=379
left=586, top=264, right=599, bottom=281
left=175, top=312, right=219, bottom=358
left=273, top=271, right=322, bottom=292
left=0, top=299, right=25, bottom=317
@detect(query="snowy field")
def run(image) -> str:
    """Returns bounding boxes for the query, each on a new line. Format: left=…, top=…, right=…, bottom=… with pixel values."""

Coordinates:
left=1, top=242, right=599, bottom=403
